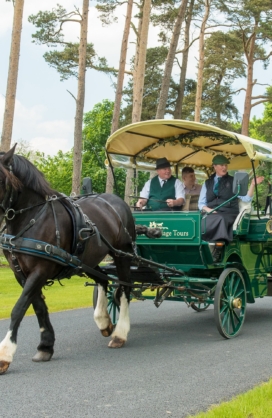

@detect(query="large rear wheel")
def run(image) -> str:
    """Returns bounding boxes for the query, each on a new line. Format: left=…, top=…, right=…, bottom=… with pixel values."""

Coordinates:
left=214, top=268, right=246, bottom=338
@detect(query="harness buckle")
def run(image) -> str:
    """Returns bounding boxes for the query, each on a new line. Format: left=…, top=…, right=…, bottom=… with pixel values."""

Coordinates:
left=45, top=244, right=52, bottom=254
left=79, top=228, right=94, bottom=241
left=5, top=209, right=15, bottom=220
left=48, top=195, right=58, bottom=201
left=9, top=237, right=15, bottom=247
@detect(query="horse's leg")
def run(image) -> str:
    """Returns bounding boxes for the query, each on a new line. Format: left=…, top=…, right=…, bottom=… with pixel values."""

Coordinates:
left=93, top=283, right=114, bottom=337
left=108, top=257, right=131, bottom=348
left=0, top=274, right=43, bottom=375
left=31, top=292, right=55, bottom=362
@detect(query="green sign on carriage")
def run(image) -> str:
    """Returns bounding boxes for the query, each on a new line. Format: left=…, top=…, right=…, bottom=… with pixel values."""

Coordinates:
left=134, top=212, right=201, bottom=245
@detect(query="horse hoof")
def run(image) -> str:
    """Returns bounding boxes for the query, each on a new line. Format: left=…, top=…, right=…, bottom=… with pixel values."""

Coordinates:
left=0, top=361, right=10, bottom=375
left=32, top=351, right=53, bottom=362
left=108, top=337, right=126, bottom=348
left=101, top=323, right=114, bottom=337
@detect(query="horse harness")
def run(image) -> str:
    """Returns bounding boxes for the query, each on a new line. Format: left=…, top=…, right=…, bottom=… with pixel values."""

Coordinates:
left=0, top=192, right=137, bottom=287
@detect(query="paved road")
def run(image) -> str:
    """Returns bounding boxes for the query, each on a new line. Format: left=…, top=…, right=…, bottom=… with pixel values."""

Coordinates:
left=1, top=298, right=272, bottom=418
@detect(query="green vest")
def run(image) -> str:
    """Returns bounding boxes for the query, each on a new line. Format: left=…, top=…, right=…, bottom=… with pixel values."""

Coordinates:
left=147, top=175, right=176, bottom=211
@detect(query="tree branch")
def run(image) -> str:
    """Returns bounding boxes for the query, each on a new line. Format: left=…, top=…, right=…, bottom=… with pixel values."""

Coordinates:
left=66, top=89, right=77, bottom=101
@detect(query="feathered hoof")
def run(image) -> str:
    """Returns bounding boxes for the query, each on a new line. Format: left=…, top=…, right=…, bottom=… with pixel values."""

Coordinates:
left=101, top=322, right=114, bottom=337
left=32, top=351, right=53, bottom=362
left=0, top=361, right=10, bottom=375
left=108, top=336, right=126, bottom=348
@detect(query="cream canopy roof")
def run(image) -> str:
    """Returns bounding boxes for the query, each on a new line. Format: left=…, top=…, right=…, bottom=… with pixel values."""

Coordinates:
left=105, top=120, right=272, bottom=173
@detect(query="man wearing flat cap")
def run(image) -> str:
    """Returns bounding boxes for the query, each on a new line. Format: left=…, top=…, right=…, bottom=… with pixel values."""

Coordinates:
left=136, top=157, right=185, bottom=211
left=198, top=154, right=264, bottom=244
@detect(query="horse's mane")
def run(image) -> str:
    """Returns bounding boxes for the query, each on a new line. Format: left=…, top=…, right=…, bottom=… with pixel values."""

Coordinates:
left=1, top=154, right=58, bottom=198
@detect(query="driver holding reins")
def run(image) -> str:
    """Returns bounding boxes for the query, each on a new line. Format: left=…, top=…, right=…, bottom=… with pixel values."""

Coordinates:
left=198, top=154, right=264, bottom=244
left=136, top=158, right=185, bottom=211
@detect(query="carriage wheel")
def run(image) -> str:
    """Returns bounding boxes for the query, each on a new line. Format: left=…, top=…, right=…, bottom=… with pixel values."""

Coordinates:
left=92, top=284, right=120, bottom=326
left=191, top=300, right=210, bottom=312
left=107, top=285, right=120, bottom=326
left=214, top=268, right=246, bottom=339
left=191, top=285, right=211, bottom=312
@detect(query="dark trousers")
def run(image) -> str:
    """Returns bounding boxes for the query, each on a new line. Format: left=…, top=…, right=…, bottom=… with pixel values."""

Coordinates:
left=201, top=212, right=237, bottom=243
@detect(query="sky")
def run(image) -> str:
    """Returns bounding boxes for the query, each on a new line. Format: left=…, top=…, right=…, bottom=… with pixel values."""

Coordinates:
left=0, top=0, right=271, bottom=156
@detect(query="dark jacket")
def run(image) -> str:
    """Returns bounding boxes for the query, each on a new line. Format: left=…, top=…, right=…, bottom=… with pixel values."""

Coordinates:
left=205, top=173, right=239, bottom=214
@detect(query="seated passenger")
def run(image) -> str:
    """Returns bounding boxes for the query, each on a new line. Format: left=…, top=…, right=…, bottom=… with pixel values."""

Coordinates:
left=198, top=154, right=264, bottom=244
left=182, top=166, right=202, bottom=195
left=136, top=158, right=185, bottom=211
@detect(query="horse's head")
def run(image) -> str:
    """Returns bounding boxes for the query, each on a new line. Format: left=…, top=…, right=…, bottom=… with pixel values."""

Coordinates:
left=0, top=144, right=22, bottom=212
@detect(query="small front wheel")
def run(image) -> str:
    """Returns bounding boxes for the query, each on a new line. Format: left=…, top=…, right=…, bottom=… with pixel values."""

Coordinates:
left=191, top=300, right=210, bottom=312
left=214, top=268, right=246, bottom=339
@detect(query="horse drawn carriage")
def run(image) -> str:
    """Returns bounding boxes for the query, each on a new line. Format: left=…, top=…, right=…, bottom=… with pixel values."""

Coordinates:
left=0, top=119, right=272, bottom=374
left=103, top=120, right=272, bottom=339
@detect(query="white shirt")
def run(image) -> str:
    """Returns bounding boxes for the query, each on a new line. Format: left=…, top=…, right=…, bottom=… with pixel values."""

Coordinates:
left=140, top=176, right=185, bottom=200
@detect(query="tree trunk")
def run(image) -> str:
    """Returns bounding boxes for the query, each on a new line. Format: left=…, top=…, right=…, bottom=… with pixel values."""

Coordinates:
left=132, top=0, right=152, bottom=123
left=1, top=0, right=24, bottom=152
left=194, top=0, right=210, bottom=122
left=156, top=0, right=188, bottom=119
left=72, top=0, right=89, bottom=194
left=124, top=0, right=151, bottom=206
left=174, top=0, right=194, bottom=119
left=106, top=0, right=133, bottom=194
left=241, top=32, right=256, bottom=136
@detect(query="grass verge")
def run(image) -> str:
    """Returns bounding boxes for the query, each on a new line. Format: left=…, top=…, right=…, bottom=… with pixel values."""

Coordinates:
left=189, top=379, right=272, bottom=417
left=0, top=266, right=94, bottom=320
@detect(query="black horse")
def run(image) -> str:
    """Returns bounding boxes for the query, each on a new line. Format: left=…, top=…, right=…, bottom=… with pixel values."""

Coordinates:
left=0, top=145, right=136, bottom=375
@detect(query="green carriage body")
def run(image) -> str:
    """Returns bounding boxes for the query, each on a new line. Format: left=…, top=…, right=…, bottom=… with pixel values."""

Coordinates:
left=133, top=211, right=272, bottom=302
left=104, top=119, right=272, bottom=338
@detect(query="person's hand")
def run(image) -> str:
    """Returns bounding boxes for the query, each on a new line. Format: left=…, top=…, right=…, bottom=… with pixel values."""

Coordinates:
left=166, top=199, right=175, bottom=208
left=136, top=199, right=146, bottom=208
left=251, top=176, right=264, bottom=186
left=202, top=206, right=216, bottom=213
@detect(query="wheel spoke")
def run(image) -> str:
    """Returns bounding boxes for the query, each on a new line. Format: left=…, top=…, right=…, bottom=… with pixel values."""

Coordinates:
left=230, top=310, right=236, bottom=333
left=221, top=308, right=230, bottom=328
left=234, top=288, right=245, bottom=299
left=229, top=273, right=235, bottom=295
left=232, top=277, right=240, bottom=296
left=220, top=303, right=228, bottom=315
left=233, top=309, right=242, bottom=323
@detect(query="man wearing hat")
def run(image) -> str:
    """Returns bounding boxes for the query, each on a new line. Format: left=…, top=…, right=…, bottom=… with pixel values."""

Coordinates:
left=198, top=154, right=264, bottom=246
left=136, top=157, right=185, bottom=211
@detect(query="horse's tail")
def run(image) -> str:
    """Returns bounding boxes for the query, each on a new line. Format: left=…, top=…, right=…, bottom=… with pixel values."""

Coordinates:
left=135, top=224, right=162, bottom=239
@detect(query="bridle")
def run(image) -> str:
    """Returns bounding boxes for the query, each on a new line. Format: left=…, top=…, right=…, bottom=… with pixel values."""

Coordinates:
left=0, top=164, right=18, bottom=219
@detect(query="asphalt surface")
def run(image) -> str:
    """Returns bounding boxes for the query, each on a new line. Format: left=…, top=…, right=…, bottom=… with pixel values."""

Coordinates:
left=1, top=298, right=272, bottom=418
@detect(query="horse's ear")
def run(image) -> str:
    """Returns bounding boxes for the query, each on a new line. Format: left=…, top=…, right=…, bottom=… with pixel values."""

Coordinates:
left=1, top=143, right=17, bottom=166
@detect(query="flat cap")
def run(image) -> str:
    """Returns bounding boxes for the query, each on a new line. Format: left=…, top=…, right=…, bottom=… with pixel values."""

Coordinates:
left=212, top=155, right=230, bottom=165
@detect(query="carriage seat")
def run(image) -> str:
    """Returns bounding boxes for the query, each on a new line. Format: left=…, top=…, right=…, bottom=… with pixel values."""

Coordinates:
left=181, top=194, right=200, bottom=212
left=233, top=200, right=251, bottom=235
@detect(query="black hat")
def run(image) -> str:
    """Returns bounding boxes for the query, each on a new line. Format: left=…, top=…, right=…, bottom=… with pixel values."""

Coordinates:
left=156, top=158, right=171, bottom=169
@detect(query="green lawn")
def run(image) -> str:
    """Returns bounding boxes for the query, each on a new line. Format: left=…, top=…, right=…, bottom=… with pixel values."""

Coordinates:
left=189, top=379, right=272, bottom=417
left=0, top=265, right=95, bottom=319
